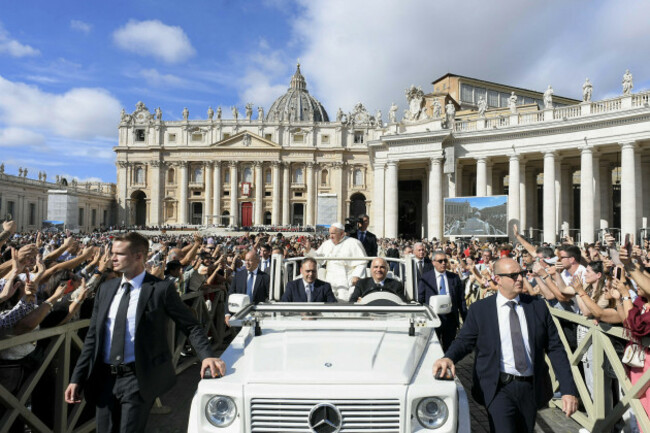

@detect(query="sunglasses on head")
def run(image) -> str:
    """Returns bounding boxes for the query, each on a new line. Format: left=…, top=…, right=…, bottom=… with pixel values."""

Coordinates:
left=497, top=270, right=527, bottom=280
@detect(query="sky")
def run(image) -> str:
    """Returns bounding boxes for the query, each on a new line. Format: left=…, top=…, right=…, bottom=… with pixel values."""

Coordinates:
left=1, top=0, right=650, bottom=183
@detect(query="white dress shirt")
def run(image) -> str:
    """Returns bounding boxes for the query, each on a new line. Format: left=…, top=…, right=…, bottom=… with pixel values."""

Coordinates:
left=434, top=270, right=449, bottom=295
left=103, top=270, right=145, bottom=364
left=496, top=292, right=533, bottom=376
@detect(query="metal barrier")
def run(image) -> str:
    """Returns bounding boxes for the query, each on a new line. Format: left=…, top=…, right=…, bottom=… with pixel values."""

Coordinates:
left=547, top=307, right=650, bottom=433
left=0, top=284, right=226, bottom=433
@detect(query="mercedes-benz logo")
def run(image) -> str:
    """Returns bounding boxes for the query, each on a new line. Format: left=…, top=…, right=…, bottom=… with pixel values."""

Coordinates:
left=308, top=403, right=342, bottom=433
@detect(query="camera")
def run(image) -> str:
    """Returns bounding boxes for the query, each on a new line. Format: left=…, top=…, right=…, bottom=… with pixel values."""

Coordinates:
left=344, top=217, right=361, bottom=235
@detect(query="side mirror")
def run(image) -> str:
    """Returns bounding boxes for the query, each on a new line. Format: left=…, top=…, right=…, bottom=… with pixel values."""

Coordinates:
left=429, top=294, right=452, bottom=315
left=228, top=294, right=251, bottom=315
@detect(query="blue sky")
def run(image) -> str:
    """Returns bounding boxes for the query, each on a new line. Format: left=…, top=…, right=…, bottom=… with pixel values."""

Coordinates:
left=1, top=0, right=650, bottom=183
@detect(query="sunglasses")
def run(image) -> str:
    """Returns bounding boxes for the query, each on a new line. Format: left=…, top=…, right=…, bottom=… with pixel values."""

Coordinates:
left=497, top=271, right=527, bottom=280
left=434, top=259, right=448, bottom=264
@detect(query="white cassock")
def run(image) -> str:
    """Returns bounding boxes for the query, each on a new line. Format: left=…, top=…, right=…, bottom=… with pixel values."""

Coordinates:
left=308, top=236, right=367, bottom=301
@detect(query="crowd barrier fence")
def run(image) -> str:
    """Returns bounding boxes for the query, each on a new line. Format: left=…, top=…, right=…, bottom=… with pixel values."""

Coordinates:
left=0, top=284, right=226, bottom=433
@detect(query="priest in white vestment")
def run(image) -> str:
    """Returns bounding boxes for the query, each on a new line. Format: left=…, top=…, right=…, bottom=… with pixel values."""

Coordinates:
left=305, top=223, right=367, bottom=301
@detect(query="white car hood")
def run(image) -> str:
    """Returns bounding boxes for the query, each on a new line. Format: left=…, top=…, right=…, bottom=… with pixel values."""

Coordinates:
left=233, top=328, right=434, bottom=385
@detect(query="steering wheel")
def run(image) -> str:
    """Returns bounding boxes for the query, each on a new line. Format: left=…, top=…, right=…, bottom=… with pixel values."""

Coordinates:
left=357, top=291, right=407, bottom=306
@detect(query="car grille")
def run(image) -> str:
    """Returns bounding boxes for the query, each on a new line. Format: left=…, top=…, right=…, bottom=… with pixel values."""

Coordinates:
left=250, top=398, right=401, bottom=432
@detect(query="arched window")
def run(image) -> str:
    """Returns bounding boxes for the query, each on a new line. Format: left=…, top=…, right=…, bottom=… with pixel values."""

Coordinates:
left=243, top=167, right=253, bottom=183
left=167, top=168, right=175, bottom=184
left=321, top=169, right=329, bottom=186
left=353, top=168, right=364, bottom=187
left=265, top=170, right=271, bottom=184
left=294, top=168, right=304, bottom=184
left=135, top=167, right=145, bottom=184
left=224, top=171, right=230, bottom=184
left=264, top=211, right=272, bottom=225
left=193, top=167, right=203, bottom=183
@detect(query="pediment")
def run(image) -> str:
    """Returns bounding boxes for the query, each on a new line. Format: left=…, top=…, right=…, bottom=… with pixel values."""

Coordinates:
left=211, top=131, right=280, bottom=148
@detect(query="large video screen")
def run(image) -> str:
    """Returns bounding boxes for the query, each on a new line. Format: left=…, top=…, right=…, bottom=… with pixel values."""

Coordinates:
left=444, top=195, right=508, bottom=237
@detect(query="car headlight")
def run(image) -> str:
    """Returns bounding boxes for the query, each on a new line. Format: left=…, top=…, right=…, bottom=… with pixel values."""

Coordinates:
left=416, top=397, right=448, bottom=429
left=205, top=395, right=237, bottom=427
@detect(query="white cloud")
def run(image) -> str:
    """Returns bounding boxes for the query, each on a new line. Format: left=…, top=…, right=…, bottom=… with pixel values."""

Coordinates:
left=70, top=20, right=92, bottom=34
left=139, top=68, right=186, bottom=87
left=0, top=25, right=39, bottom=57
left=0, top=75, right=121, bottom=139
left=251, top=0, right=650, bottom=116
left=113, top=20, right=196, bottom=64
left=0, top=127, right=45, bottom=147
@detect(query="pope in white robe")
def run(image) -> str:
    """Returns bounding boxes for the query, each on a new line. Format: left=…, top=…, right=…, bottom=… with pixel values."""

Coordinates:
left=305, top=223, right=367, bottom=301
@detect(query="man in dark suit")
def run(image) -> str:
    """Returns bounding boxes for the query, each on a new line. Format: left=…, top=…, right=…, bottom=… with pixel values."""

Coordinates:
left=281, top=257, right=337, bottom=303
left=418, top=251, right=467, bottom=351
left=350, top=214, right=377, bottom=257
left=225, top=250, right=270, bottom=326
left=350, top=257, right=405, bottom=302
left=433, top=258, right=578, bottom=433
left=413, top=242, right=434, bottom=278
left=65, top=232, right=224, bottom=433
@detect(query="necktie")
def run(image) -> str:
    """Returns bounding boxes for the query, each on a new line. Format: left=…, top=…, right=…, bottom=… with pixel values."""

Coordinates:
left=247, top=272, right=254, bottom=298
left=109, top=283, right=131, bottom=365
left=438, top=274, right=447, bottom=295
left=305, top=283, right=312, bottom=302
left=417, top=261, right=423, bottom=275
left=507, top=301, right=528, bottom=374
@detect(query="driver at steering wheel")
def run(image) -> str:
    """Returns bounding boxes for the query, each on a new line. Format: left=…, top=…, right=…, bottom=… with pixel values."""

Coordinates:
left=349, top=258, right=406, bottom=302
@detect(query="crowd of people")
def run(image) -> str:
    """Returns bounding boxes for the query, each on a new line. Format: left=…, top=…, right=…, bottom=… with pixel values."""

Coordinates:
left=1, top=215, right=650, bottom=432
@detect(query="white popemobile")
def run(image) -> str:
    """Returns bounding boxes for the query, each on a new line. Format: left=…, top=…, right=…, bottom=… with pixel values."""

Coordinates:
left=188, top=255, right=471, bottom=433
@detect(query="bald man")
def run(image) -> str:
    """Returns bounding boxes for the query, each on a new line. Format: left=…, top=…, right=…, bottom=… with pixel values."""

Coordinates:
left=349, top=258, right=405, bottom=302
left=433, top=258, right=577, bottom=433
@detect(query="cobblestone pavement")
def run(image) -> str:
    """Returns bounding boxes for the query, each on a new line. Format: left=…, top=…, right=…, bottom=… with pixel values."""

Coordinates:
left=146, top=350, right=584, bottom=432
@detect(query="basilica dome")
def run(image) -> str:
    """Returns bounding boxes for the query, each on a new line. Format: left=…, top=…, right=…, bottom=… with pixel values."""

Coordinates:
left=266, top=64, right=329, bottom=123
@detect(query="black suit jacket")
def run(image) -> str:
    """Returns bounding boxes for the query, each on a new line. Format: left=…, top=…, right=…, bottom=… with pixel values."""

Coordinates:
left=415, top=257, right=434, bottom=279
left=280, top=278, right=337, bottom=303
left=418, top=270, right=467, bottom=326
left=445, top=294, right=577, bottom=408
left=228, top=269, right=270, bottom=305
left=349, top=277, right=405, bottom=301
left=70, top=273, right=215, bottom=403
left=351, top=230, right=378, bottom=257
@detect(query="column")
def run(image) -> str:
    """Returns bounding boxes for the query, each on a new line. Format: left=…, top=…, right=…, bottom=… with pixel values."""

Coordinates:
left=643, top=157, right=650, bottom=229
left=620, top=143, right=637, bottom=238
left=428, top=157, right=443, bottom=240
left=254, top=162, right=264, bottom=225
left=117, top=161, right=128, bottom=225
left=335, top=163, right=345, bottom=223
left=599, top=162, right=611, bottom=229
left=486, top=162, right=493, bottom=196
left=635, top=150, right=643, bottom=230
left=306, top=162, right=314, bottom=226
left=178, top=162, right=189, bottom=225
left=149, top=161, right=162, bottom=226
left=271, top=162, right=281, bottom=226
left=204, top=162, right=213, bottom=226
left=282, top=163, right=290, bottom=225
left=476, top=157, right=487, bottom=196
left=372, top=163, right=385, bottom=237
left=592, top=155, right=601, bottom=232
left=456, top=164, right=463, bottom=197
left=519, top=160, right=527, bottom=231
left=543, top=152, right=557, bottom=243
left=508, top=155, right=520, bottom=228
left=525, top=170, right=537, bottom=232
left=213, top=162, right=221, bottom=225
left=580, top=147, right=595, bottom=243
left=384, top=161, right=399, bottom=238
left=229, top=161, right=238, bottom=227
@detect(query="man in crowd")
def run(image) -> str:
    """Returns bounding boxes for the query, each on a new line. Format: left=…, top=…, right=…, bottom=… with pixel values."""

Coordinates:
left=225, top=250, right=270, bottom=326
left=349, top=257, right=405, bottom=302
left=350, top=214, right=377, bottom=257
left=304, top=222, right=367, bottom=300
left=281, top=257, right=337, bottom=303
left=259, top=244, right=272, bottom=272
left=413, top=242, right=433, bottom=278
left=418, top=250, right=467, bottom=351
left=64, top=232, right=225, bottom=433
left=433, top=258, right=578, bottom=433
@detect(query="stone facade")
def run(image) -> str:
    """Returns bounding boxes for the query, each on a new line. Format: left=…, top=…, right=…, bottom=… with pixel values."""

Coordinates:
left=116, top=67, right=650, bottom=243
left=0, top=170, right=116, bottom=231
